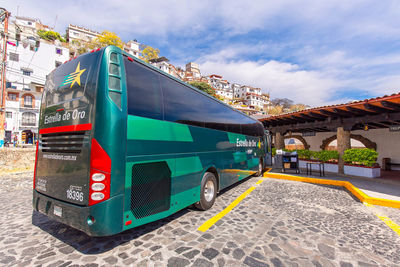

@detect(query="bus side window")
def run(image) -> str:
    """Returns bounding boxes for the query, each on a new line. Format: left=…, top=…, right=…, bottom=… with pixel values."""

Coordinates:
left=124, top=58, right=163, bottom=120
left=161, top=75, right=205, bottom=127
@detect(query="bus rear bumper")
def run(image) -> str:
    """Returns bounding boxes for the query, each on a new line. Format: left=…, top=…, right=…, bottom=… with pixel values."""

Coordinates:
left=33, top=190, right=124, bottom=237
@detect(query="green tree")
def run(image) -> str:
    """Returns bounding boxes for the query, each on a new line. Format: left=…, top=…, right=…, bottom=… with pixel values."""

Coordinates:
left=90, top=30, right=124, bottom=49
left=37, top=30, right=66, bottom=42
left=141, top=46, right=160, bottom=62
left=188, top=81, right=217, bottom=98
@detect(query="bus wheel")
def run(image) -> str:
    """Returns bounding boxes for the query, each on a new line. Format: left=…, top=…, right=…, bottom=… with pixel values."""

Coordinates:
left=256, top=158, right=264, bottom=176
left=195, top=172, right=217, bottom=211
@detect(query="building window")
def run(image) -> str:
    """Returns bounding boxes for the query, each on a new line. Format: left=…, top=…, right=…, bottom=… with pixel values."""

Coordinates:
left=9, top=52, right=19, bottom=62
left=24, top=95, right=33, bottom=107
left=27, top=21, right=32, bottom=25
left=6, top=112, right=12, bottom=118
left=8, top=93, right=17, bottom=101
left=56, top=48, right=63, bottom=55
left=55, top=61, right=62, bottom=67
left=22, top=112, right=36, bottom=126
left=22, top=70, right=31, bottom=76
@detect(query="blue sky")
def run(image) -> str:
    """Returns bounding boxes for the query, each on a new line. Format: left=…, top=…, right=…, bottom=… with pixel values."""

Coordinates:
left=3, top=0, right=400, bottom=106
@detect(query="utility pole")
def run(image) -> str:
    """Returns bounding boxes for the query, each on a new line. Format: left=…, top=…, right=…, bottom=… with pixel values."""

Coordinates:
left=0, top=7, right=10, bottom=147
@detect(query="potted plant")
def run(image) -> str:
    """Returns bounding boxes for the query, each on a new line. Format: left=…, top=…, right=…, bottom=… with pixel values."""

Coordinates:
left=343, top=148, right=380, bottom=178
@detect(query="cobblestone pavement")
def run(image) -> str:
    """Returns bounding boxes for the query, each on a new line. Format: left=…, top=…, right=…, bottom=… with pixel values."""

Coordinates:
left=1, top=172, right=400, bottom=267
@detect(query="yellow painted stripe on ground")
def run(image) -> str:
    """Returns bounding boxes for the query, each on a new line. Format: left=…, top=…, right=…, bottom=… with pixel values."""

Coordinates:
left=198, top=186, right=256, bottom=232
left=263, top=172, right=400, bottom=209
left=256, top=179, right=264, bottom=185
left=377, top=216, right=400, bottom=236
left=363, top=203, right=400, bottom=237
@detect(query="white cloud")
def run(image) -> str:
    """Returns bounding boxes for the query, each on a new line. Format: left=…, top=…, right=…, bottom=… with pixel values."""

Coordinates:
left=199, top=59, right=339, bottom=106
left=7, top=0, right=400, bottom=39
left=5, top=0, right=400, bottom=106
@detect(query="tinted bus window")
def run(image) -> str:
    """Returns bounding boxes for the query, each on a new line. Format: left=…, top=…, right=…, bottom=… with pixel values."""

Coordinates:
left=161, top=73, right=261, bottom=135
left=161, top=75, right=206, bottom=127
left=125, top=58, right=163, bottom=120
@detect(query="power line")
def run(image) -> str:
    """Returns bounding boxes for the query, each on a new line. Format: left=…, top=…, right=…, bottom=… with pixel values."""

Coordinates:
left=6, top=67, right=46, bottom=82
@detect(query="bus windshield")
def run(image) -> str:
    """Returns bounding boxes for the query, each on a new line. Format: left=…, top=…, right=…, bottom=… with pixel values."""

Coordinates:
left=43, top=51, right=100, bottom=108
left=39, top=51, right=101, bottom=129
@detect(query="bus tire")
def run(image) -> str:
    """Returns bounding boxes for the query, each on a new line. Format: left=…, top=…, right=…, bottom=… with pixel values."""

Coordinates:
left=256, top=158, right=264, bottom=176
left=195, top=172, right=217, bottom=211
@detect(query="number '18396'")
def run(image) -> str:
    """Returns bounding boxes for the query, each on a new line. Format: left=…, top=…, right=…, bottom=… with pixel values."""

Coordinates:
left=66, top=189, right=83, bottom=202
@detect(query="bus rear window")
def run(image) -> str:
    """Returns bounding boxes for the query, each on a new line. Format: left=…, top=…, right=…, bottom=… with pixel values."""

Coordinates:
left=43, top=52, right=101, bottom=107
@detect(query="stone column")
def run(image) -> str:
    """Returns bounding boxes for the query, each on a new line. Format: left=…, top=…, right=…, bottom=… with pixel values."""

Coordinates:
left=275, top=132, right=285, bottom=150
left=337, top=127, right=351, bottom=174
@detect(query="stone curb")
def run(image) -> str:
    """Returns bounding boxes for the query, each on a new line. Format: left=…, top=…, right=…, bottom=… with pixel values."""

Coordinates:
left=263, top=171, right=400, bottom=209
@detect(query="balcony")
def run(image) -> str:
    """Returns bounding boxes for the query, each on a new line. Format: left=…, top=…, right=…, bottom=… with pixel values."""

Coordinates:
left=20, top=104, right=39, bottom=110
left=21, top=122, right=37, bottom=127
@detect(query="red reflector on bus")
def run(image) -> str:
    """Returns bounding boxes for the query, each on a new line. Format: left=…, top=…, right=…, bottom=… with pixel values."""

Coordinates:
left=96, top=48, right=100, bottom=52
left=89, top=139, right=111, bottom=206
left=90, top=49, right=95, bottom=53
left=125, top=220, right=132, bottom=226
left=56, top=108, right=64, bottom=112
left=90, top=139, right=111, bottom=172
left=127, top=57, right=133, bottom=62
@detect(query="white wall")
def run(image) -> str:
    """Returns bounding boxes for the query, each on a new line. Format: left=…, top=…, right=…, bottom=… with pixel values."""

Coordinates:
left=300, top=128, right=400, bottom=169
left=7, top=41, right=69, bottom=87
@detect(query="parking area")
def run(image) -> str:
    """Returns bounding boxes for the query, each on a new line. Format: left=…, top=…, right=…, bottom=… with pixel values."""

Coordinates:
left=1, top=172, right=400, bottom=267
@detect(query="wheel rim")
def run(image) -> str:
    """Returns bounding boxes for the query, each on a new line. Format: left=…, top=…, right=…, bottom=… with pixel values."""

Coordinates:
left=204, top=180, right=215, bottom=202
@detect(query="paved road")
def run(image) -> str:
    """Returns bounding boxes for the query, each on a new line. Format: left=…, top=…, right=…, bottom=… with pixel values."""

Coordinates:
left=1, top=171, right=400, bottom=267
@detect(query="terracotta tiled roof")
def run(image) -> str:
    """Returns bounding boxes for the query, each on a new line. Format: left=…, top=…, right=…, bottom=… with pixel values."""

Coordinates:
left=259, top=92, right=400, bottom=123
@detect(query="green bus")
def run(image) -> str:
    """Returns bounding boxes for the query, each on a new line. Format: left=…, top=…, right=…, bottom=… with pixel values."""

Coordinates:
left=33, top=46, right=267, bottom=236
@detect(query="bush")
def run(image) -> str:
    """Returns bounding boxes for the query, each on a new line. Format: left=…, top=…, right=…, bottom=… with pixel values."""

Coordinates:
left=313, top=150, right=339, bottom=163
left=37, top=30, right=65, bottom=42
left=294, top=149, right=314, bottom=160
left=343, top=148, right=378, bottom=167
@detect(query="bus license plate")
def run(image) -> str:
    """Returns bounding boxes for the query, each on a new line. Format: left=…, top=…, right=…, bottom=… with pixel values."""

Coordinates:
left=54, top=206, right=62, bottom=217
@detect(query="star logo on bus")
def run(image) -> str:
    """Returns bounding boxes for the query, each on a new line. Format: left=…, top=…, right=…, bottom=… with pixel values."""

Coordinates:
left=257, top=140, right=262, bottom=148
left=61, top=62, right=86, bottom=88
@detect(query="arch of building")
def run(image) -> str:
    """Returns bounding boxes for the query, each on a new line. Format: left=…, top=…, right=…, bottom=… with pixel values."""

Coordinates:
left=320, top=134, right=377, bottom=150
left=284, top=135, right=310, bottom=150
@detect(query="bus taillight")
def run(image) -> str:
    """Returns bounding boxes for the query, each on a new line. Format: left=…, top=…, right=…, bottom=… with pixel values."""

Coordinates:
left=33, top=141, right=39, bottom=189
left=89, top=139, right=111, bottom=206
